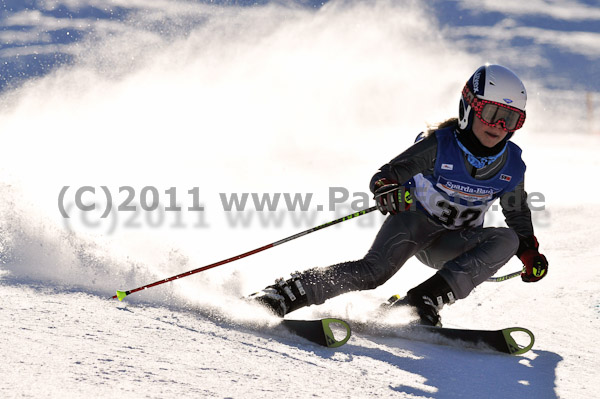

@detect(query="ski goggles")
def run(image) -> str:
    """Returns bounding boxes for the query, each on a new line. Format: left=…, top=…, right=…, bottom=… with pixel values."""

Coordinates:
left=462, top=85, right=526, bottom=132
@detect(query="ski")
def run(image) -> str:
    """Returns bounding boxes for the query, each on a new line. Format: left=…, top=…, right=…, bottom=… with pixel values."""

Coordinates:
left=415, top=325, right=535, bottom=355
left=377, top=295, right=535, bottom=355
left=281, top=318, right=351, bottom=348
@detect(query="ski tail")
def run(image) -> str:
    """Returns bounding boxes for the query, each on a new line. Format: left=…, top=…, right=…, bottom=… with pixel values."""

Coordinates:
left=282, top=318, right=351, bottom=348
left=421, top=326, right=535, bottom=355
left=501, top=327, right=535, bottom=355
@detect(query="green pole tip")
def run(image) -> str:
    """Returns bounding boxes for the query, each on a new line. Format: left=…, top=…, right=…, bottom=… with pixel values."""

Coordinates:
left=116, top=290, right=128, bottom=301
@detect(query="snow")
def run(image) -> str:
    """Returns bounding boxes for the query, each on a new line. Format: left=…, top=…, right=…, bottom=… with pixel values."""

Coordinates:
left=0, top=283, right=567, bottom=398
left=1, top=1, right=599, bottom=398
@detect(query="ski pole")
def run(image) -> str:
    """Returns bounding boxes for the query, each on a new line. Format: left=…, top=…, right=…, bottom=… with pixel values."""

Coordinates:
left=112, top=206, right=379, bottom=301
left=486, top=269, right=523, bottom=282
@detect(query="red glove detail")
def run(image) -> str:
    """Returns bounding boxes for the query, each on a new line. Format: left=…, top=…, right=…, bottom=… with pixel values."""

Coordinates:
left=517, top=236, right=548, bottom=283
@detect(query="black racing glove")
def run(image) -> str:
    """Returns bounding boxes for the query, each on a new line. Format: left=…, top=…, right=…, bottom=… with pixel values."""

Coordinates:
left=373, top=178, right=413, bottom=215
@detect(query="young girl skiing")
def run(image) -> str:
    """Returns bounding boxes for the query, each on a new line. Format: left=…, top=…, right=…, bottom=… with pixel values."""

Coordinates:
left=249, top=64, right=549, bottom=326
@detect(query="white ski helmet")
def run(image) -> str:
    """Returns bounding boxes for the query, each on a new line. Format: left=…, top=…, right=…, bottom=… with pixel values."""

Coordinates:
left=458, top=64, right=527, bottom=132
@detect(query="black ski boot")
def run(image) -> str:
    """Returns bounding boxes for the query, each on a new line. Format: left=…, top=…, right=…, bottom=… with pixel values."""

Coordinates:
left=406, top=273, right=456, bottom=327
left=248, top=272, right=309, bottom=317
left=386, top=273, right=456, bottom=327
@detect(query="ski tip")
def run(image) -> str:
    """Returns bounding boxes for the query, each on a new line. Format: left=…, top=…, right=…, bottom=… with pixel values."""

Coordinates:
left=116, top=290, right=128, bottom=301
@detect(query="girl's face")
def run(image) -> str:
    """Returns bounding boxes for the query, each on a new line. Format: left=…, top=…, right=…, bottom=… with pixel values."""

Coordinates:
left=472, top=116, right=510, bottom=148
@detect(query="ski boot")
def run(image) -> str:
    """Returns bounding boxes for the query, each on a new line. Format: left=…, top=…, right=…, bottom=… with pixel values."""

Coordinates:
left=385, top=273, right=456, bottom=327
left=248, top=272, right=308, bottom=317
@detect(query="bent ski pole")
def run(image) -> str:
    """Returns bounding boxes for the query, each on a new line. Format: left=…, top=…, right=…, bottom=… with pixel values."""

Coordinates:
left=112, top=206, right=378, bottom=301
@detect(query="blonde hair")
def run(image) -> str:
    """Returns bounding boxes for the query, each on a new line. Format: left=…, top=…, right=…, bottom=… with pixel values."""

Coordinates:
left=424, top=117, right=458, bottom=137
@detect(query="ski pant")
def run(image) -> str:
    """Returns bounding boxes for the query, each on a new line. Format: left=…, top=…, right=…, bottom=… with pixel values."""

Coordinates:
left=297, top=209, right=519, bottom=306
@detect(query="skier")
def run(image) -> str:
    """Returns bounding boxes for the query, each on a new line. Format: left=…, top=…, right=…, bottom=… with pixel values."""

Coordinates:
left=249, top=64, right=549, bottom=326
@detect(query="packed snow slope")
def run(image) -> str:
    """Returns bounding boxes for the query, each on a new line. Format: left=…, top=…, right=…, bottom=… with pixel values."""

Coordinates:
left=1, top=1, right=599, bottom=398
